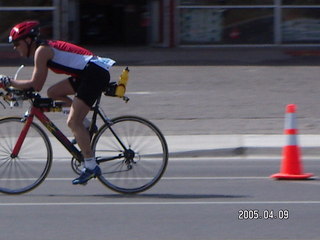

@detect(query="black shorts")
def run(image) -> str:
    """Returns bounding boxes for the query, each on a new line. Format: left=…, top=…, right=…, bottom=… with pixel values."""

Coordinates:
left=68, top=62, right=110, bottom=107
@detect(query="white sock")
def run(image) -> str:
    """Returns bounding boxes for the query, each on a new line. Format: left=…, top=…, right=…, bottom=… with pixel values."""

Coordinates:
left=84, top=157, right=97, bottom=170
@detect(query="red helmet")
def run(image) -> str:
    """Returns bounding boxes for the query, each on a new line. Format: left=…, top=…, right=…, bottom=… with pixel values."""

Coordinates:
left=9, top=20, right=40, bottom=43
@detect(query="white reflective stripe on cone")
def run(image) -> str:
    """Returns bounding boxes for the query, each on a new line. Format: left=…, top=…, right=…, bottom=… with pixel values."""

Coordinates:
left=284, top=113, right=297, bottom=130
left=286, top=134, right=298, bottom=146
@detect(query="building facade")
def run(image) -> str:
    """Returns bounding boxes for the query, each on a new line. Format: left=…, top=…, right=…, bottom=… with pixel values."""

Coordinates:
left=1, top=0, right=320, bottom=47
left=178, top=0, right=320, bottom=46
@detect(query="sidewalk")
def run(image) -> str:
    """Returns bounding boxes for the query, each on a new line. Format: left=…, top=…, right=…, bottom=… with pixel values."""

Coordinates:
left=166, top=134, right=320, bottom=158
left=50, top=134, right=320, bottom=160
left=1, top=45, right=320, bottom=66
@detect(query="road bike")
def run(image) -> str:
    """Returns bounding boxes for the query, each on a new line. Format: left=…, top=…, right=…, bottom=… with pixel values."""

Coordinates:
left=0, top=67, right=168, bottom=194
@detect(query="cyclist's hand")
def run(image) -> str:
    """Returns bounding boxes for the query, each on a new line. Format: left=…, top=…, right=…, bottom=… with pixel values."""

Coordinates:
left=0, top=75, right=11, bottom=89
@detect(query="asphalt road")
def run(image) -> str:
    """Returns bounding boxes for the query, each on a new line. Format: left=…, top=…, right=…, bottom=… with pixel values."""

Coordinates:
left=1, top=158, right=320, bottom=240
left=0, top=65, right=320, bottom=239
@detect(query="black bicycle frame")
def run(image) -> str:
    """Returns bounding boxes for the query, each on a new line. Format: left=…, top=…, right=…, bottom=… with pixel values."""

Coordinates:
left=91, top=104, right=128, bottom=163
left=12, top=94, right=128, bottom=164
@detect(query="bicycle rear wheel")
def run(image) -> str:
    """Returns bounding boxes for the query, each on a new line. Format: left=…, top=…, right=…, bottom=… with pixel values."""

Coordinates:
left=92, top=116, right=168, bottom=194
left=0, top=117, right=52, bottom=194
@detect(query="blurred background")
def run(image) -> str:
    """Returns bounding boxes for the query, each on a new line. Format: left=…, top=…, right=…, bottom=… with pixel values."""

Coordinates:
left=0, top=0, right=320, bottom=48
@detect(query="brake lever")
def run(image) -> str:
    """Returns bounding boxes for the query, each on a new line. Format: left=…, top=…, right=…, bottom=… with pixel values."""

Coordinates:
left=0, top=65, right=25, bottom=109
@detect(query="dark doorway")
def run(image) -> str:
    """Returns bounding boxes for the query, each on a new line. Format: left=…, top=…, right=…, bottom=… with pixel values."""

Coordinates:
left=79, top=0, right=148, bottom=45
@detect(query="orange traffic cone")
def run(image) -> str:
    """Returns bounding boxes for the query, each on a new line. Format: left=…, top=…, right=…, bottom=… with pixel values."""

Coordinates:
left=271, top=104, right=313, bottom=180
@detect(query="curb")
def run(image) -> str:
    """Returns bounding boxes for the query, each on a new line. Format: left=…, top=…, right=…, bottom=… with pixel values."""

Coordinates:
left=166, top=135, right=320, bottom=158
left=169, top=146, right=320, bottom=158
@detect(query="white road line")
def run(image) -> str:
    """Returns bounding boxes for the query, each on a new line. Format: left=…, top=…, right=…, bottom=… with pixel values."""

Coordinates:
left=128, top=91, right=153, bottom=95
left=1, top=176, right=317, bottom=182
left=1, top=201, right=320, bottom=207
left=163, top=176, right=267, bottom=180
left=44, top=176, right=267, bottom=181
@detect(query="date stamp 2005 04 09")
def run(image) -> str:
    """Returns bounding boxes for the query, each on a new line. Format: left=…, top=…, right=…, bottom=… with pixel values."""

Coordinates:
left=238, top=209, right=289, bottom=220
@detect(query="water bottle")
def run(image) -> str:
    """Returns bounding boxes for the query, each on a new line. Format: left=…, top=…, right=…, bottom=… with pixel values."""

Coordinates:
left=115, top=67, right=129, bottom=98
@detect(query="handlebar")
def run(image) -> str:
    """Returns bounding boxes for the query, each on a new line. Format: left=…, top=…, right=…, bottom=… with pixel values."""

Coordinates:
left=0, top=85, right=129, bottom=110
left=0, top=87, right=39, bottom=109
left=1, top=87, right=39, bottom=98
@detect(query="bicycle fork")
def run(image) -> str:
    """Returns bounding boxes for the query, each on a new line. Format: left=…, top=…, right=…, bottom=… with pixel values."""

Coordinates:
left=11, top=112, right=34, bottom=158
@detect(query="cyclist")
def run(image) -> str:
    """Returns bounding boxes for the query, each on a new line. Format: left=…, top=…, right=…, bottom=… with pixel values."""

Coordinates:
left=0, top=20, right=115, bottom=185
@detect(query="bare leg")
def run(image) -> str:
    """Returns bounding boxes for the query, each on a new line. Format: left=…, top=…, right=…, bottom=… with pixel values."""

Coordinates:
left=48, top=80, right=101, bottom=185
left=47, top=78, right=75, bottom=107
left=69, top=97, right=101, bottom=185
left=67, top=97, right=93, bottom=158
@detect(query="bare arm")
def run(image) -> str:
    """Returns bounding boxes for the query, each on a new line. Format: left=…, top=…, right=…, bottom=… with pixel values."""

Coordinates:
left=10, top=46, right=53, bottom=91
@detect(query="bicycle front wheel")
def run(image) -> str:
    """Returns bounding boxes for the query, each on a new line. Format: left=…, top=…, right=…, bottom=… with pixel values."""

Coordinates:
left=0, top=117, right=52, bottom=194
left=92, top=116, right=168, bottom=194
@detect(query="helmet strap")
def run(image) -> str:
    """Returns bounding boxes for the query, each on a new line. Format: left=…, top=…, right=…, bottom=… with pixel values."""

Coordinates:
left=23, top=38, right=35, bottom=58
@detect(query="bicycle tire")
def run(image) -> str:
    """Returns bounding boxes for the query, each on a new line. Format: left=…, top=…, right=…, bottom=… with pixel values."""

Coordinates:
left=92, top=116, right=168, bottom=194
left=0, top=117, right=52, bottom=194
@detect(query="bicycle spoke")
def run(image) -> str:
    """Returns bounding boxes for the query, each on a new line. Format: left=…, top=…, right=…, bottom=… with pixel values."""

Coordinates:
left=0, top=118, right=52, bottom=194
left=92, top=116, right=168, bottom=194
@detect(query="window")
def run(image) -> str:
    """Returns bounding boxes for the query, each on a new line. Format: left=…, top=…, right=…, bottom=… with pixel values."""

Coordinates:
left=0, top=0, right=53, bottom=6
left=179, top=0, right=320, bottom=45
left=180, top=0, right=273, bottom=5
left=179, top=5, right=273, bottom=44
left=282, top=0, right=320, bottom=5
left=282, top=8, right=320, bottom=43
left=0, top=1, right=55, bottom=43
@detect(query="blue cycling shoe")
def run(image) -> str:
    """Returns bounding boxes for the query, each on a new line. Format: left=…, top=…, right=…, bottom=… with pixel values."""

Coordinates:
left=72, top=166, right=101, bottom=185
